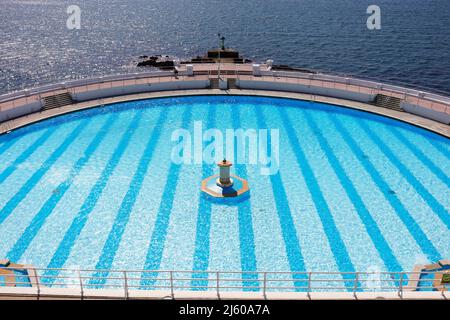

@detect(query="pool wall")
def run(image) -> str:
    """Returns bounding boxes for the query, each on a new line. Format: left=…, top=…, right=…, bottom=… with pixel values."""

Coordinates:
left=236, top=78, right=375, bottom=104
left=71, top=78, right=210, bottom=103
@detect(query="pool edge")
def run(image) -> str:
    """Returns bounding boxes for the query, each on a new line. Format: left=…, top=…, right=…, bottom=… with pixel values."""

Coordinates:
left=0, top=287, right=447, bottom=300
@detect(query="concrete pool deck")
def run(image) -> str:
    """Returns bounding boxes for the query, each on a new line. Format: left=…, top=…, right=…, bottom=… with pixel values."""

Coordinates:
left=1, top=89, right=449, bottom=138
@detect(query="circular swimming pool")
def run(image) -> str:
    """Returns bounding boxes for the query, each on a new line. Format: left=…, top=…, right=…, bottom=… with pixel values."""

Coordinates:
left=0, top=95, right=448, bottom=290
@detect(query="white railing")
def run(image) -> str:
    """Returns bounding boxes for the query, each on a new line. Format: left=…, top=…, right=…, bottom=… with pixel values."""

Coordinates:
left=1, top=67, right=449, bottom=106
left=0, top=266, right=447, bottom=299
left=264, top=71, right=450, bottom=108
left=0, top=71, right=175, bottom=104
left=1, top=66, right=450, bottom=118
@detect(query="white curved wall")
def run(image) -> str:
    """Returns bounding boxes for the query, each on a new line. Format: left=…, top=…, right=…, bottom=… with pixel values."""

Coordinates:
left=236, top=79, right=376, bottom=103
left=402, top=102, right=450, bottom=125
left=71, top=80, right=210, bottom=102
left=0, top=101, right=42, bottom=123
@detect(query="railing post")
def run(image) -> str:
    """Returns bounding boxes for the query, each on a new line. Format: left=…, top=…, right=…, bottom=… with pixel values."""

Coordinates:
left=263, top=272, right=267, bottom=300
left=35, top=268, right=41, bottom=300
left=123, top=271, right=129, bottom=300
left=398, top=273, right=403, bottom=299
left=441, top=277, right=446, bottom=298
left=216, top=272, right=220, bottom=300
left=170, top=271, right=174, bottom=299
left=353, top=273, right=358, bottom=299
left=78, top=270, right=84, bottom=300
left=307, top=272, right=312, bottom=300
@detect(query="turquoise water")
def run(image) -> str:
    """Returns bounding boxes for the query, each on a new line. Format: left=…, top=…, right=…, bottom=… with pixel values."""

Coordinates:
left=0, top=96, right=449, bottom=291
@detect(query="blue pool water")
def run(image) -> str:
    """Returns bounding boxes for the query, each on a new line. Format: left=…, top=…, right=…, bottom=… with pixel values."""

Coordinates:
left=0, top=95, right=449, bottom=290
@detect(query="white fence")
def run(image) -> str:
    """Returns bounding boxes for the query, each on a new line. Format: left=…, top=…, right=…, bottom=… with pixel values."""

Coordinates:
left=1, top=67, right=449, bottom=111
left=1, top=66, right=449, bottom=129
left=1, top=266, right=447, bottom=299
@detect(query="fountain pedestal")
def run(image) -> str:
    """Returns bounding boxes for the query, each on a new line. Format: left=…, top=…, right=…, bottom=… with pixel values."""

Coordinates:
left=201, top=160, right=249, bottom=199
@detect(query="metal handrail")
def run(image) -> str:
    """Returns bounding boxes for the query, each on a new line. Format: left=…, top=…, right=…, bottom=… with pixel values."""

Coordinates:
left=1, top=266, right=447, bottom=297
left=266, top=72, right=450, bottom=107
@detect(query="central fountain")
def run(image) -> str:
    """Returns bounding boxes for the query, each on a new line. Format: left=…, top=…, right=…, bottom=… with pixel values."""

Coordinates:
left=201, top=159, right=249, bottom=199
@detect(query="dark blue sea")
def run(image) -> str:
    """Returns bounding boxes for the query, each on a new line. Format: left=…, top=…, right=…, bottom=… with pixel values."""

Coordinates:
left=1, top=0, right=449, bottom=95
